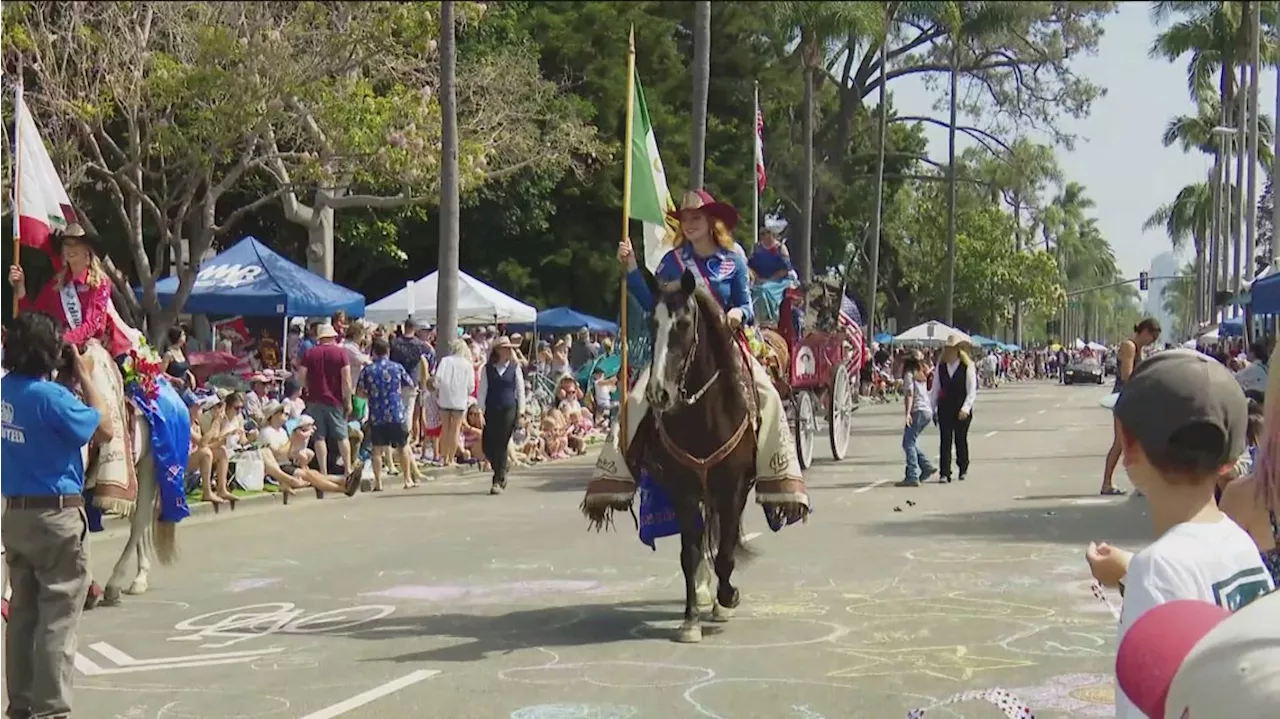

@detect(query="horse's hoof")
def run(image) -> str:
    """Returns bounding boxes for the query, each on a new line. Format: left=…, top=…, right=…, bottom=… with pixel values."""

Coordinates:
left=125, top=578, right=148, bottom=595
left=674, top=622, right=703, bottom=643
left=710, top=603, right=735, bottom=623
left=100, top=585, right=121, bottom=607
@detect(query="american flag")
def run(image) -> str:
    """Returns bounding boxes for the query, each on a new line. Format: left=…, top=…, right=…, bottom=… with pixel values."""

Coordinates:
left=839, top=294, right=866, bottom=373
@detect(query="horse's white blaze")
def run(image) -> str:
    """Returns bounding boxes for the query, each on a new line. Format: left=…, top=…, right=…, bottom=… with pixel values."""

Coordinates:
left=648, top=302, right=679, bottom=406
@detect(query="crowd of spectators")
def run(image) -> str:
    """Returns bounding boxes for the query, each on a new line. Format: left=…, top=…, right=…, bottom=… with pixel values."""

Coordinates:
left=174, top=313, right=621, bottom=499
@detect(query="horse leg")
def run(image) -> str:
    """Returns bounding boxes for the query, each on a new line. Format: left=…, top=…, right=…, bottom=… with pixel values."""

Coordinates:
left=103, top=514, right=143, bottom=605
left=710, top=473, right=746, bottom=623
left=675, top=498, right=705, bottom=644
left=126, top=447, right=159, bottom=596
left=695, top=553, right=713, bottom=609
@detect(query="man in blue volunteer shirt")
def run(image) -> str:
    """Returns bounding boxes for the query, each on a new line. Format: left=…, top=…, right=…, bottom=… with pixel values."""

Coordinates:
left=2, top=311, right=113, bottom=719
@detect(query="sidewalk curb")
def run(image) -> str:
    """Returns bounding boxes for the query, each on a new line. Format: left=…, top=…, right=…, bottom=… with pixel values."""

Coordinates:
left=104, top=439, right=606, bottom=526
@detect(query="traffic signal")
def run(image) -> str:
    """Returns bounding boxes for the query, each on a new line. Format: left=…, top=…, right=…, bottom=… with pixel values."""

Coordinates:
left=1138, top=271, right=1149, bottom=290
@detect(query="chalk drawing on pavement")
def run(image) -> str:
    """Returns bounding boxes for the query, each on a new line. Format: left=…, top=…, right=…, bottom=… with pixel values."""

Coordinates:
left=500, top=658, right=715, bottom=688
left=826, top=644, right=1037, bottom=681
left=1004, top=673, right=1115, bottom=717
left=227, top=578, right=282, bottom=593
left=997, top=624, right=1112, bottom=658
left=902, top=544, right=1067, bottom=564
left=251, top=653, right=322, bottom=671
left=156, top=695, right=293, bottom=718
left=682, top=678, right=939, bottom=719
left=170, top=602, right=394, bottom=648
left=628, top=616, right=849, bottom=649
left=843, top=592, right=1056, bottom=622
left=510, top=704, right=639, bottom=719
left=362, top=580, right=601, bottom=603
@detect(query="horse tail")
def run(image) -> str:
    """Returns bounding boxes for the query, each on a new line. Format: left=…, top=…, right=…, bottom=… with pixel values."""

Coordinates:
left=153, top=519, right=178, bottom=566
left=700, top=493, right=756, bottom=566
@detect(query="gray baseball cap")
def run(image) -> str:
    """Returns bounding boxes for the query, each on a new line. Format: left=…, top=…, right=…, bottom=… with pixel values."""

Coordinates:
left=1113, top=349, right=1247, bottom=473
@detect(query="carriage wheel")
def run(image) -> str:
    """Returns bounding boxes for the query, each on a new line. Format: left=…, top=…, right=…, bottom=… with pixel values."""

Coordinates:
left=794, top=390, right=816, bottom=470
left=828, top=364, right=854, bottom=460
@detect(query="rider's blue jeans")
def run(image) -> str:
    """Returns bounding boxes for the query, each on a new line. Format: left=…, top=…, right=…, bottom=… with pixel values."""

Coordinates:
left=902, top=410, right=936, bottom=483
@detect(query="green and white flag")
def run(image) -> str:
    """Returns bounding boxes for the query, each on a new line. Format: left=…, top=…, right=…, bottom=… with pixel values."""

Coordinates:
left=630, top=69, right=675, bottom=272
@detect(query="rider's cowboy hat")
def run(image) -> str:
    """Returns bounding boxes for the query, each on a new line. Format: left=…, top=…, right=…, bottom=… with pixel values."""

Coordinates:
left=50, top=223, right=100, bottom=254
left=489, top=336, right=514, bottom=351
left=668, top=189, right=739, bottom=231
left=944, top=333, right=972, bottom=350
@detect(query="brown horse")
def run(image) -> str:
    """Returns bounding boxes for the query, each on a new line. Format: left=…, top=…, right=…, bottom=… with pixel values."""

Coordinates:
left=628, top=269, right=756, bottom=643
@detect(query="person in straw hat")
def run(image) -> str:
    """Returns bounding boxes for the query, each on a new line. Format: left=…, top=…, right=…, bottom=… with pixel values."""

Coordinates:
left=585, top=188, right=808, bottom=523
left=479, top=336, right=525, bottom=494
left=929, top=333, right=978, bottom=482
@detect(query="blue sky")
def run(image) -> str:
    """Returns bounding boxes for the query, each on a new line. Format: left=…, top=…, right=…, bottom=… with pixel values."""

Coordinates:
left=892, top=3, right=1276, bottom=281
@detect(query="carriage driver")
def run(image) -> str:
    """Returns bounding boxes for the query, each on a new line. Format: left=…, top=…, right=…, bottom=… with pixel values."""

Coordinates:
left=582, top=189, right=809, bottom=525
left=2, top=311, right=114, bottom=719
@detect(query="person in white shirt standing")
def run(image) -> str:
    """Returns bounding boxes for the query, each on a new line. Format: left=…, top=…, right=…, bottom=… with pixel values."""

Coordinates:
left=929, top=333, right=977, bottom=483
left=1085, top=350, right=1274, bottom=719
left=434, top=338, right=476, bottom=467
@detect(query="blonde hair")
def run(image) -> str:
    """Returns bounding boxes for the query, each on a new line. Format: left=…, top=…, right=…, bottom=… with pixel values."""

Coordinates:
left=448, top=338, right=472, bottom=361
left=667, top=216, right=736, bottom=252
left=55, top=253, right=106, bottom=290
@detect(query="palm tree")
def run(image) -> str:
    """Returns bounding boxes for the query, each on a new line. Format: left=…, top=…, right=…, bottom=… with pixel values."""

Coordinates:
left=771, top=1, right=883, bottom=282
left=437, top=1, right=461, bottom=348
left=1161, top=97, right=1273, bottom=168
left=1143, top=181, right=1213, bottom=327
left=690, top=1, right=711, bottom=190
left=1161, top=263, right=1198, bottom=337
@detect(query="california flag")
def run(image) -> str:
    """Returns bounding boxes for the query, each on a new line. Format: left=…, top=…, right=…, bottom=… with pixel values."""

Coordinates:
left=13, top=89, right=77, bottom=255
left=629, top=69, right=676, bottom=272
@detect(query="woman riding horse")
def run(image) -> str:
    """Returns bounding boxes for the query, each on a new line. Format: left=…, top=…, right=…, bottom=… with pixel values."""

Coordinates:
left=583, top=190, right=809, bottom=525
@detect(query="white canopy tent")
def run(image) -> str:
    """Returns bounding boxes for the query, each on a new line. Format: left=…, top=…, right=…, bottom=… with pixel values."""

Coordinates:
left=365, top=271, right=537, bottom=325
left=892, top=321, right=971, bottom=346
left=1085, top=341, right=1107, bottom=351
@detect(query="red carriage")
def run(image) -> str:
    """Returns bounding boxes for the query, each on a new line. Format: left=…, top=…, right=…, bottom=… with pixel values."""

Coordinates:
left=754, top=278, right=864, bottom=469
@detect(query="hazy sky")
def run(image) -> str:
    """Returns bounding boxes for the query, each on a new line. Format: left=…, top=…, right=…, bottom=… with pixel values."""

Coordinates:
left=893, top=3, right=1277, bottom=282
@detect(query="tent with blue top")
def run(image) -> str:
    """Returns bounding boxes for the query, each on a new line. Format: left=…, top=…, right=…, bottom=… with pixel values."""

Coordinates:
left=970, top=334, right=1001, bottom=348
left=143, top=236, right=365, bottom=317
left=509, top=307, right=619, bottom=335
left=873, top=332, right=894, bottom=345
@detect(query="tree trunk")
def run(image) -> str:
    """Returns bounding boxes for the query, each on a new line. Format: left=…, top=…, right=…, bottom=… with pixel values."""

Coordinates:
left=1012, top=197, right=1023, bottom=346
left=944, top=43, right=958, bottom=325
left=865, top=29, right=889, bottom=340
left=689, top=1, right=711, bottom=190
left=304, top=203, right=336, bottom=281
left=437, top=1, right=461, bottom=349
left=797, top=33, right=815, bottom=283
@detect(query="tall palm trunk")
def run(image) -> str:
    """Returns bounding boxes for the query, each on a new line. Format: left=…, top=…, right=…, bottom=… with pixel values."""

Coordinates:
left=797, top=29, right=815, bottom=283
left=690, top=1, right=711, bottom=190
left=944, top=42, right=958, bottom=324
left=437, top=1, right=461, bottom=349
left=865, top=20, right=890, bottom=341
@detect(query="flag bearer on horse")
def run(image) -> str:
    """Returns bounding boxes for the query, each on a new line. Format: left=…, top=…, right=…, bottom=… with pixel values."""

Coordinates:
left=8, top=225, right=189, bottom=529
left=583, top=190, right=809, bottom=527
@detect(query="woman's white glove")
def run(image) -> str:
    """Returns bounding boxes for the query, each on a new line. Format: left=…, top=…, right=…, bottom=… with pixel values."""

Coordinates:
left=726, top=308, right=744, bottom=329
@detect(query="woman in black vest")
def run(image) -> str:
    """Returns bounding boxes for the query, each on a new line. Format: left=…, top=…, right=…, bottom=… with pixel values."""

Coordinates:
left=479, top=336, right=526, bottom=495
left=928, top=334, right=977, bottom=482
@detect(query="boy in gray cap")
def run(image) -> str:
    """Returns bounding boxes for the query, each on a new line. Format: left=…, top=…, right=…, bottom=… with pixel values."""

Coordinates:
left=1083, top=350, right=1275, bottom=719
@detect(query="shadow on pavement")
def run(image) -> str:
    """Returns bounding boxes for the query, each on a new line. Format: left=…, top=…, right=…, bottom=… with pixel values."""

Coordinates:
left=347, top=600, right=702, bottom=663
left=864, top=498, right=1152, bottom=547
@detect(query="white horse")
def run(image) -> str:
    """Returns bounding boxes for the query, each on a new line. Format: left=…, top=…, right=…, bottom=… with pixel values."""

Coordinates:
left=80, top=340, right=180, bottom=606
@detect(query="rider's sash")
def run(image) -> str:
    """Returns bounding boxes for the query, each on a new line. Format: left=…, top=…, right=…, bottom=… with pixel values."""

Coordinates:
left=59, top=282, right=84, bottom=329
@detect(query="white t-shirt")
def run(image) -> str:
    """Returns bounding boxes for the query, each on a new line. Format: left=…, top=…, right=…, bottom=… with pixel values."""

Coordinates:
left=1115, top=517, right=1274, bottom=718
left=259, top=425, right=289, bottom=455
left=434, top=354, right=475, bottom=411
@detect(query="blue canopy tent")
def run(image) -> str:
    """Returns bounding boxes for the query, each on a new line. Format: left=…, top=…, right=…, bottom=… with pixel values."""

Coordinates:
left=143, top=236, right=365, bottom=317
left=509, top=307, right=618, bottom=335
left=970, top=334, right=1001, bottom=348
left=873, top=332, right=894, bottom=345
left=1219, top=315, right=1244, bottom=337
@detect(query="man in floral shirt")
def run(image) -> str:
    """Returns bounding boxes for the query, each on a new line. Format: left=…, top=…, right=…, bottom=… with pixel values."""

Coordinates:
left=357, top=337, right=418, bottom=490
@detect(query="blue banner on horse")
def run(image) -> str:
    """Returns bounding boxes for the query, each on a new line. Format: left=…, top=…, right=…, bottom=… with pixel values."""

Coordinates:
left=129, top=381, right=192, bottom=524
left=638, top=470, right=702, bottom=550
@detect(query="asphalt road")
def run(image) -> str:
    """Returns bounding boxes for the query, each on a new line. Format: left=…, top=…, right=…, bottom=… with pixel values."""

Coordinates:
left=53, top=380, right=1142, bottom=718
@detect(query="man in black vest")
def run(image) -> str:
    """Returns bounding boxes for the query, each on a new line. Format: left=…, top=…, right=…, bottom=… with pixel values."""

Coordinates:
left=479, top=336, right=526, bottom=495
left=928, top=334, right=978, bottom=482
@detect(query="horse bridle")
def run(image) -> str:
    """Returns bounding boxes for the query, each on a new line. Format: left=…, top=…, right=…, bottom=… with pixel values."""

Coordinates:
left=668, top=298, right=720, bottom=408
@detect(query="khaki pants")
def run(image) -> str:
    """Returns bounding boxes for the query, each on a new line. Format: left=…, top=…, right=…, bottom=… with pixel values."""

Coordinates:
left=3, top=507, right=91, bottom=718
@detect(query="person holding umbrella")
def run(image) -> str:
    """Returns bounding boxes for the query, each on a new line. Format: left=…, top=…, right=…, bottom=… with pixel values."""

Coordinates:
left=929, top=333, right=977, bottom=482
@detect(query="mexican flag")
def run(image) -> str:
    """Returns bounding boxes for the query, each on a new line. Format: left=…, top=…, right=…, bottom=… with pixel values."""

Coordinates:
left=629, top=69, right=675, bottom=272
left=13, top=88, right=77, bottom=256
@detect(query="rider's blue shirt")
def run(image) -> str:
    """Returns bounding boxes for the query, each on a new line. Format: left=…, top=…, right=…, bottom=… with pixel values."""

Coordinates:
left=748, top=243, right=793, bottom=281
left=627, top=244, right=754, bottom=323
left=1, top=373, right=100, bottom=497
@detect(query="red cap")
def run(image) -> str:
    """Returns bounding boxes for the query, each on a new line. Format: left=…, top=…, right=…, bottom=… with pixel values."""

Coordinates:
left=1115, top=600, right=1231, bottom=718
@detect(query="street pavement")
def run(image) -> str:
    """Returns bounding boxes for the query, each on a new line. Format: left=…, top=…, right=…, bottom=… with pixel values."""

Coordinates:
left=59, top=380, right=1142, bottom=719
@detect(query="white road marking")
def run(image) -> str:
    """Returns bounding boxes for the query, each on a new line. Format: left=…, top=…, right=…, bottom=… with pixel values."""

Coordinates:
left=984, top=431, right=998, bottom=438
left=743, top=532, right=762, bottom=543
left=1038, top=409, right=1047, bottom=415
left=854, top=478, right=891, bottom=493
left=299, top=670, right=441, bottom=719
left=1055, top=403, right=1062, bottom=408
left=1015, top=418, right=1026, bottom=424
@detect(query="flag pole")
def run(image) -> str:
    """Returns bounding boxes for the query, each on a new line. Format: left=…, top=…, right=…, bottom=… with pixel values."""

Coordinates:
left=11, top=55, right=25, bottom=318
left=752, top=81, right=760, bottom=250
left=619, top=26, right=637, bottom=454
